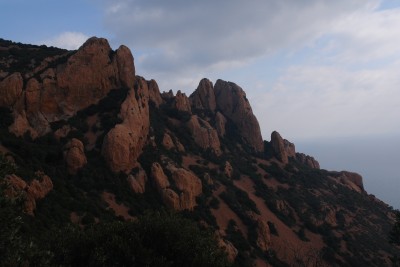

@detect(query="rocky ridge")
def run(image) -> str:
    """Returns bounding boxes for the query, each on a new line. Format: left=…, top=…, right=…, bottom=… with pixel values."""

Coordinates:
left=0, top=37, right=395, bottom=267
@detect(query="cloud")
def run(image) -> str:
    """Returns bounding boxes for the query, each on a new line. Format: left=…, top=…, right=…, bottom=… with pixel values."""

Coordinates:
left=252, top=62, right=400, bottom=140
left=98, top=0, right=400, bottom=140
left=42, top=32, right=89, bottom=50
left=101, top=0, right=373, bottom=89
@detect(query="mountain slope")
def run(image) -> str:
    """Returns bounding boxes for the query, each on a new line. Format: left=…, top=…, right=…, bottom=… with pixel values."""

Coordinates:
left=0, top=37, right=399, bottom=266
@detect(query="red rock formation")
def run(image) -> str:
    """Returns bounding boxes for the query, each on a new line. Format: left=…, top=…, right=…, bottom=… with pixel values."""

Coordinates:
left=339, top=171, right=364, bottom=192
left=214, top=79, right=264, bottom=152
left=168, top=165, right=202, bottom=211
left=187, top=115, right=221, bottom=155
left=215, top=112, right=227, bottom=137
left=4, top=172, right=53, bottom=215
left=147, top=79, right=163, bottom=107
left=127, top=166, right=147, bottom=194
left=189, top=78, right=216, bottom=111
left=296, top=153, right=320, bottom=169
left=224, top=161, right=233, bottom=178
left=271, top=131, right=288, bottom=164
left=5, top=37, right=136, bottom=138
left=102, top=77, right=149, bottom=173
left=284, top=139, right=296, bottom=158
left=256, top=218, right=271, bottom=251
left=162, top=132, right=175, bottom=150
left=0, top=72, right=23, bottom=107
left=151, top=162, right=170, bottom=190
left=64, top=138, right=87, bottom=175
left=173, top=90, right=192, bottom=113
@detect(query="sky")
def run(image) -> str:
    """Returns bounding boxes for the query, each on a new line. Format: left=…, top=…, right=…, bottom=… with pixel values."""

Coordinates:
left=1, top=0, right=399, bottom=207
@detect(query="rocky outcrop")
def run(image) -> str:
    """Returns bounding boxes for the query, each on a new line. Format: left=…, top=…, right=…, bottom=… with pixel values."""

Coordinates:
left=127, top=166, right=147, bottom=194
left=63, top=138, right=87, bottom=175
left=296, top=153, right=320, bottom=169
left=147, top=79, right=163, bottom=107
left=214, top=79, right=263, bottom=152
left=151, top=162, right=202, bottom=211
left=4, top=172, right=53, bottom=215
left=102, top=77, right=150, bottom=173
left=168, top=166, right=202, bottom=211
left=256, top=218, right=271, bottom=251
left=151, top=162, right=170, bottom=191
left=187, top=115, right=221, bottom=155
left=284, top=139, right=296, bottom=158
left=215, top=112, right=227, bottom=137
left=0, top=72, right=23, bottom=107
left=224, top=161, right=233, bottom=178
left=5, top=37, right=136, bottom=138
left=162, top=132, right=175, bottom=150
left=339, top=171, right=364, bottom=192
left=271, top=131, right=288, bottom=164
left=218, top=238, right=238, bottom=263
left=173, top=90, right=191, bottom=113
left=189, top=78, right=216, bottom=111
left=56, top=37, right=135, bottom=118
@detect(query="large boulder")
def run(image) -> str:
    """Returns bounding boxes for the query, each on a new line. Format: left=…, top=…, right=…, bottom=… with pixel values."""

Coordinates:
left=151, top=162, right=170, bottom=191
left=189, top=78, right=216, bottom=111
left=0, top=72, right=23, bottom=107
left=173, top=90, right=192, bottom=113
left=186, top=115, right=221, bottom=155
left=271, top=131, right=288, bottom=164
left=63, top=138, right=87, bottom=175
left=296, top=153, right=320, bottom=169
left=214, top=79, right=264, bottom=152
left=127, top=166, right=148, bottom=194
left=256, top=218, right=271, bottom=252
left=102, top=77, right=150, bottom=173
left=4, top=172, right=53, bottom=216
left=147, top=79, right=163, bottom=107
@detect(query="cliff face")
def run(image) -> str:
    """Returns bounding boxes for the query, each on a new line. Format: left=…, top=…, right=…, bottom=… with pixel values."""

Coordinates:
left=0, top=37, right=397, bottom=267
left=2, top=37, right=135, bottom=138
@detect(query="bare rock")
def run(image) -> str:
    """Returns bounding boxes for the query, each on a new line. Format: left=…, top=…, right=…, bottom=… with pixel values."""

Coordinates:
left=224, top=161, right=233, bottom=178
left=162, top=132, right=175, bottom=150
left=214, top=79, right=264, bottom=152
left=8, top=111, right=38, bottom=138
left=173, top=90, right=192, bottom=113
left=296, top=153, right=320, bottom=169
left=169, top=166, right=202, bottom=211
left=284, top=139, right=296, bottom=158
left=151, top=162, right=170, bottom=191
left=215, top=112, right=227, bottom=137
left=102, top=124, right=134, bottom=172
left=161, top=89, right=174, bottom=100
left=4, top=172, right=53, bottom=215
left=102, top=77, right=149, bottom=173
left=218, top=238, right=238, bottom=263
left=189, top=78, right=216, bottom=111
left=256, top=218, right=271, bottom=251
left=339, top=171, right=364, bottom=192
left=127, top=166, right=147, bottom=194
left=162, top=189, right=181, bottom=210
left=187, top=115, right=221, bottom=155
left=271, top=131, right=288, bottom=164
left=0, top=72, right=23, bottom=107
left=25, top=78, right=41, bottom=114
left=64, top=138, right=87, bottom=175
left=147, top=79, right=163, bottom=107
left=170, top=167, right=202, bottom=197
left=115, top=45, right=135, bottom=89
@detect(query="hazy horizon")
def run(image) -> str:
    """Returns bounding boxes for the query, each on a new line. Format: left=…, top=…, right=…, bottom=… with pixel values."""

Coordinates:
left=295, top=134, right=400, bottom=209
